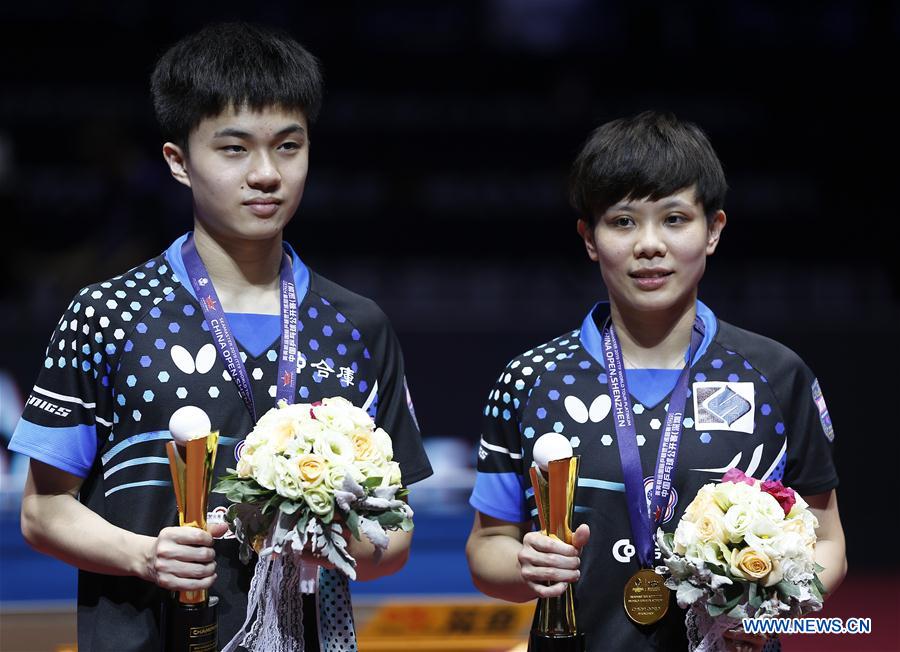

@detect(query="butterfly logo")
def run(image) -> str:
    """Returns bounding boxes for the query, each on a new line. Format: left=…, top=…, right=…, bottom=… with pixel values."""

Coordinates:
left=170, top=343, right=217, bottom=374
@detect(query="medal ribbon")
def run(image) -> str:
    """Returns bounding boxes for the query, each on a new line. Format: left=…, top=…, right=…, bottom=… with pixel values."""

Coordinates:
left=182, top=235, right=299, bottom=421
left=604, top=317, right=704, bottom=568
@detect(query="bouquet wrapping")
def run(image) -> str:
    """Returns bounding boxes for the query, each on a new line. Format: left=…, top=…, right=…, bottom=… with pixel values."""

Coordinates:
left=655, top=469, right=825, bottom=652
left=213, top=396, right=413, bottom=652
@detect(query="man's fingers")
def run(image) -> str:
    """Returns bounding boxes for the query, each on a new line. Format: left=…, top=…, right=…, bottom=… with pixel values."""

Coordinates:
left=207, top=521, right=229, bottom=539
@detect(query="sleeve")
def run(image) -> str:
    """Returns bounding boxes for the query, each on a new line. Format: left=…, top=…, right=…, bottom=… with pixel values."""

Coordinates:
left=772, top=357, right=839, bottom=496
left=371, top=317, right=433, bottom=487
left=8, top=290, right=114, bottom=477
left=468, top=362, right=530, bottom=523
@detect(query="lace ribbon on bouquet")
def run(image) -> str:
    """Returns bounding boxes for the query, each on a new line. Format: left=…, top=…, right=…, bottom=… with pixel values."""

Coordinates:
left=222, top=554, right=357, bottom=652
left=685, top=603, right=740, bottom=652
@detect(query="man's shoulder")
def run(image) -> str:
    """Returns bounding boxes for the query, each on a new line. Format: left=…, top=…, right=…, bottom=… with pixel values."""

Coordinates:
left=305, top=269, right=391, bottom=334
left=60, top=253, right=184, bottom=327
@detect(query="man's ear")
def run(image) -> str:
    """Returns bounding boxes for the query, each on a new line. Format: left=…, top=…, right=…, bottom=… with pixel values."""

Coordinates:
left=162, top=142, right=191, bottom=189
left=706, top=210, right=726, bottom=255
left=577, top=218, right=600, bottom=262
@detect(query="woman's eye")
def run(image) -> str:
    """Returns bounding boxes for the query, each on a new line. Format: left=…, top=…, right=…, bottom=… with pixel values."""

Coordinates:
left=613, top=216, right=633, bottom=227
left=666, top=213, right=687, bottom=224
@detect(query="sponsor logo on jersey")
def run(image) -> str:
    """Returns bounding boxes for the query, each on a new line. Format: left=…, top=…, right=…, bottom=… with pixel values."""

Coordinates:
left=235, top=439, right=247, bottom=462
left=811, top=378, right=834, bottom=441
left=643, top=476, right=677, bottom=524
left=27, top=395, right=72, bottom=418
left=692, top=381, right=755, bottom=434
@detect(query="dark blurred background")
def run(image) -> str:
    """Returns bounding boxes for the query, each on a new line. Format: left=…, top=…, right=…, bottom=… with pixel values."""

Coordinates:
left=1, top=0, right=898, bottom=629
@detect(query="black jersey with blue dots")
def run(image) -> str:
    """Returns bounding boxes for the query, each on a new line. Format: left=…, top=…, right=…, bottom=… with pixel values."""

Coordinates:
left=11, top=233, right=432, bottom=652
left=470, top=301, right=837, bottom=652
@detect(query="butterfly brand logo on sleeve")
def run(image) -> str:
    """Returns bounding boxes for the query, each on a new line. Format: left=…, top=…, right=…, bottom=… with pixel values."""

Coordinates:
left=692, top=382, right=755, bottom=434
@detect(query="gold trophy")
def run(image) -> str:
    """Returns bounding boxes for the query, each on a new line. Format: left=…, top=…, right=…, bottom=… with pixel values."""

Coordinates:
left=164, top=406, right=220, bottom=652
left=528, top=433, right=585, bottom=652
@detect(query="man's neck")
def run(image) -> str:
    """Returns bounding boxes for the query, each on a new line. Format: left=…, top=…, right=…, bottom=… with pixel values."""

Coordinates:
left=191, top=224, right=285, bottom=315
left=609, top=296, right=698, bottom=369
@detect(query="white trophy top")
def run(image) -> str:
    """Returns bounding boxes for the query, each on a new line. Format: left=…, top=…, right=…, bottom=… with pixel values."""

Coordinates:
left=168, top=406, right=212, bottom=445
left=532, top=432, right=573, bottom=471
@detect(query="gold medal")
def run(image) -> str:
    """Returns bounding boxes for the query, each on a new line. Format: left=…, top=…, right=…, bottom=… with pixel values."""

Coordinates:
left=623, top=568, right=670, bottom=625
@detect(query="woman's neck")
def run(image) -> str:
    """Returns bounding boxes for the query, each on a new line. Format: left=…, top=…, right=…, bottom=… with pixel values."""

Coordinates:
left=609, top=297, right=698, bottom=369
left=191, top=224, right=285, bottom=315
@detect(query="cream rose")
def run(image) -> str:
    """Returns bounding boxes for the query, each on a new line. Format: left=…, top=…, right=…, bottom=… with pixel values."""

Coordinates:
left=684, top=484, right=722, bottom=522
left=352, top=430, right=382, bottom=463
left=730, top=547, right=773, bottom=581
left=713, top=480, right=757, bottom=512
left=296, top=453, right=327, bottom=486
left=695, top=512, right=727, bottom=544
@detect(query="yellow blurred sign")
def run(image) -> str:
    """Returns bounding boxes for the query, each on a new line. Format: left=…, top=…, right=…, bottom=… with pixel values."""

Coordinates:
left=357, top=599, right=533, bottom=651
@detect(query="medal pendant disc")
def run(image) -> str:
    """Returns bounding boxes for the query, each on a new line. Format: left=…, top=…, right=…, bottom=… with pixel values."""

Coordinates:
left=623, top=568, right=670, bottom=625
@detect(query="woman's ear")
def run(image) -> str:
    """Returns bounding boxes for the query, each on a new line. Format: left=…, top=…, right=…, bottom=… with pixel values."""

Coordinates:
left=706, top=210, right=726, bottom=255
left=577, top=219, right=600, bottom=262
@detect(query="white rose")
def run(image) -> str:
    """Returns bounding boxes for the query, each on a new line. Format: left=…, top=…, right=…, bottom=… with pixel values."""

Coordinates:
left=754, top=491, right=787, bottom=523
left=386, top=460, right=402, bottom=486
left=723, top=504, right=754, bottom=543
left=273, top=455, right=302, bottom=499
left=372, top=427, right=394, bottom=461
left=674, top=520, right=700, bottom=555
left=252, top=450, right=277, bottom=490
left=787, top=493, right=809, bottom=518
left=713, top=480, right=758, bottom=512
left=313, top=430, right=355, bottom=464
left=311, top=402, right=354, bottom=435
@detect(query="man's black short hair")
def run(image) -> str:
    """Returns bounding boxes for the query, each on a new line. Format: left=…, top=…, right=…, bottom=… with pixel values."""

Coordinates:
left=151, top=22, right=323, bottom=148
left=569, top=111, right=727, bottom=223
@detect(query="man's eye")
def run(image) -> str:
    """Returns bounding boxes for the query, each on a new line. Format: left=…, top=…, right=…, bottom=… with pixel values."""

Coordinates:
left=222, top=145, right=245, bottom=153
left=279, top=141, right=301, bottom=151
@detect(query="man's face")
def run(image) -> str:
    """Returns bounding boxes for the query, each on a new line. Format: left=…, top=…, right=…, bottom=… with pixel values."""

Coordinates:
left=578, top=186, right=725, bottom=317
left=168, top=105, right=309, bottom=243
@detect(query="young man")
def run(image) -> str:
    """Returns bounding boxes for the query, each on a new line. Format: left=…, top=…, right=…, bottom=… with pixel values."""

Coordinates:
left=465, top=111, right=846, bottom=651
left=10, top=22, right=432, bottom=651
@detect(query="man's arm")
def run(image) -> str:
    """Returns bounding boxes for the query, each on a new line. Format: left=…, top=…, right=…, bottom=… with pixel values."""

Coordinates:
left=465, top=511, right=589, bottom=603
left=805, top=489, right=847, bottom=595
left=21, top=459, right=219, bottom=592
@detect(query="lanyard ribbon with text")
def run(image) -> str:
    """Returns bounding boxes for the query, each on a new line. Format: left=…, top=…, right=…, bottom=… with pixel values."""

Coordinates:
left=604, top=317, right=704, bottom=569
left=181, top=236, right=299, bottom=421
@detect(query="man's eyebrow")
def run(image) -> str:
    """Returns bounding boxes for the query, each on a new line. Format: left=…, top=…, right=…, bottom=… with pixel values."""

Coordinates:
left=212, top=124, right=306, bottom=139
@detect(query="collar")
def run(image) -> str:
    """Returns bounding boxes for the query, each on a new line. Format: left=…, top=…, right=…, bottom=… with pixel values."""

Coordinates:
left=578, top=300, right=717, bottom=370
left=164, top=232, right=310, bottom=306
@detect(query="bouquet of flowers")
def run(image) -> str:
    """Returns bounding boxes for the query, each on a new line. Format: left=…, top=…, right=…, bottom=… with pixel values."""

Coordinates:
left=655, top=469, right=825, bottom=652
left=213, top=396, right=413, bottom=651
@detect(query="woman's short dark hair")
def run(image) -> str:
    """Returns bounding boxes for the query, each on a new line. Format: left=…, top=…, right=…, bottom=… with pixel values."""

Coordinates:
left=569, top=111, right=727, bottom=223
left=151, top=22, right=323, bottom=148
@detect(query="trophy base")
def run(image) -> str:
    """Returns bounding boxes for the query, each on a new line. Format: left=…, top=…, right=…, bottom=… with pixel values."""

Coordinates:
left=163, top=595, right=218, bottom=652
left=528, top=630, right=586, bottom=652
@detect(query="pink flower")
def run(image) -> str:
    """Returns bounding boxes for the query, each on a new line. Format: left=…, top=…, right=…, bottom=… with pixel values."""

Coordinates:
left=761, top=480, right=796, bottom=516
left=721, top=468, right=756, bottom=486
